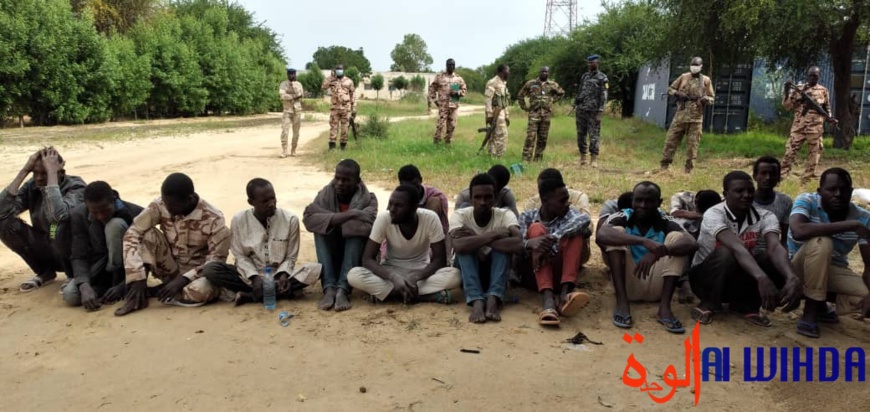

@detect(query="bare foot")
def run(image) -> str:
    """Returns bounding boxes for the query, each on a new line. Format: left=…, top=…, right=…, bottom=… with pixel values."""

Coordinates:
left=318, top=287, right=337, bottom=310
left=485, top=295, right=501, bottom=322
left=469, top=300, right=487, bottom=323
left=114, top=298, right=146, bottom=316
left=334, top=288, right=352, bottom=312
left=542, top=290, right=557, bottom=313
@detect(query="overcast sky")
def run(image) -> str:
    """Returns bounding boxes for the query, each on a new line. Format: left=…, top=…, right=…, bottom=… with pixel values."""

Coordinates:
left=238, top=0, right=605, bottom=71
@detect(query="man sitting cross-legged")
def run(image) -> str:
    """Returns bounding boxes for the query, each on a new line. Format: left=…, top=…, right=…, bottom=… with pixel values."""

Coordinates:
left=64, top=181, right=143, bottom=310
left=519, top=177, right=592, bottom=326
left=115, top=173, right=230, bottom=316
left=788, top=168, right=870, bottom=338
left=347, top=185, right=461, bottom=304
left=303, top=159, right=377, bottom=311
left=596, top=181, right=698, bottom=333
left=203, top=178, right=322, bottom=306
left=451, top=174, right=522, bottom=323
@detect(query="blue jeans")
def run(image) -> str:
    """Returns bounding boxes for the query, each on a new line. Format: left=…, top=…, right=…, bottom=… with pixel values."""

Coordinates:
left=314, top=230, right=365, bottom=292
left=455, top=251, right=510, bottom=305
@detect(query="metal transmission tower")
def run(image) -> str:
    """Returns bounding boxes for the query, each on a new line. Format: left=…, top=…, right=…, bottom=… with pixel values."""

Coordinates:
left=543, top=0, right=578, bottom=37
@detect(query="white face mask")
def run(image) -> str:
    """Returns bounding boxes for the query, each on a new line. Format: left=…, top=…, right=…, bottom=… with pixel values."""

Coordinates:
left=690, top=65, right=702, bottom=74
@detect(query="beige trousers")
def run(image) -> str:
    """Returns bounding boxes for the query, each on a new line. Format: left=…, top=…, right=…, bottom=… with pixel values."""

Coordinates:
left=347, top=266, right=461, bottom=301
left=791, top=236, right=868, bottom=313
left=605, top=229, right=687, bottom=302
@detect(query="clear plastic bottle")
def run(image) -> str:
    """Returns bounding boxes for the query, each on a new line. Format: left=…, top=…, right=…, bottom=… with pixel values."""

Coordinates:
left=262, top=267, right=276, bottom=311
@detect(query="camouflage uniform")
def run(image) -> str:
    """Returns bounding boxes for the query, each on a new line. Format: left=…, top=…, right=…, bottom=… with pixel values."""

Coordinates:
left=574, top=69, right=608, bottom=157
left=279, top=79, right=304, bottom=156
left=518, top=78, right=565, bottom=161
left=321, top=75, right=356, bottom=146
left=781, top=84, right=830, bottom=181
left=428, top=72, right=467, bottom=143
left=660, top=72, right=715, bottom=172
left=484, top=75, right=510, bottom=157
left=123, top=197, right=230, bottom=304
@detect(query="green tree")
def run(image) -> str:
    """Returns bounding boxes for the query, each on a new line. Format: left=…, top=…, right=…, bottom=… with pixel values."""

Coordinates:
left=345, top=66, right=361, bottom=88
left=391, top=75, right=409, bottom=92
left=298, top=62, right=325, bottom=98
left=310, top=46, right=372, bottom=75
left=456, top=67, right=485, bottom=94
left=371, top=73, right=385, bottom=100
left=409, top=74, right=426, bottom=92
left=104, top=34, right=152, bottom=119
left=389, top=34, right=433, bottom=72
left=71, top=0, right=160, bottom=34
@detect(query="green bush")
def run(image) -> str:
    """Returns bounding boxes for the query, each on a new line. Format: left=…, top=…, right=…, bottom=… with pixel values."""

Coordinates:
left=399, top=92, right=424, bottom=104
left=360, top=112, right=391, bottom=139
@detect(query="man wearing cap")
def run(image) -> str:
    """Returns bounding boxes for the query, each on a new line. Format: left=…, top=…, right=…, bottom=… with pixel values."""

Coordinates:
left=428, top=58, right=468, bottom=145
left=518, top=66, right=565, bottom=162
left=279, top=67, right=305, bottom=157
left=659, top=57, right=715, bottom=174
left=574, top=55, right=608, bottom=168
left=322, top=64, right=357, bottom=151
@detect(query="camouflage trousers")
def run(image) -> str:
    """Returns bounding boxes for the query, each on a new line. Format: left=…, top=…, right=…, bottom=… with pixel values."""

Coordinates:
left=136, top=229, right=220, bottom=304
left=661, top=121, right=702, bottom=171
left=329, top=109, right=350, bottom=144
left=523, top=113, right=551, bottom=161
left=434, top=106, right=459, bottom=143
left=781, top=129, right=823, bottom=180
left=281, top=111, right=301, bottom=154
left=575, top=110, right=601, bottom=155
left=487, top=116, right=508, bottom=158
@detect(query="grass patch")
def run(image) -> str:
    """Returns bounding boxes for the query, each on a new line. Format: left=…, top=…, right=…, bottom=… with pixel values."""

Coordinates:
left=307, top=111, right=870, bottom=212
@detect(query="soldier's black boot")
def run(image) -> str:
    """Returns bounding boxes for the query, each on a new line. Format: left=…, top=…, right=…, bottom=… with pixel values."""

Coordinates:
left=340, top=142, right=347, bottom=151
left=328, top=142, right=336, bottom=151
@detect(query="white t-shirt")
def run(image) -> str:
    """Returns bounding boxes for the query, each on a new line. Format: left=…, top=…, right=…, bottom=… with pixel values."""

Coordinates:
left=692, top=203, right=780, bottom=267
left=448, top=207, right=519, bottom=234
left=369, top=209, right=445, bottom=270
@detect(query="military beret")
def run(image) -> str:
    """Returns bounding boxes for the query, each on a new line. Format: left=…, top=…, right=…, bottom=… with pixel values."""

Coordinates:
left=286, top=67, right=296, bottom=73
left=587, top=55, right=600, bottom=62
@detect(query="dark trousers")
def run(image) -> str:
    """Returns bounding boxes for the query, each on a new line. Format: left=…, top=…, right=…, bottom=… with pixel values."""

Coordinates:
left=688, top=247, right=786, bottom=313
left=0, top=217, right=71, bottom=279
left=202, top=262, right=302, bottom=300
left=314, top=230, right=365, bottom=292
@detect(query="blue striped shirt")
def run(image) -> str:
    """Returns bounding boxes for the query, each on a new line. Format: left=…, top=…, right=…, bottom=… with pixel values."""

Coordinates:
left=787, top=192, right=870, bottom=267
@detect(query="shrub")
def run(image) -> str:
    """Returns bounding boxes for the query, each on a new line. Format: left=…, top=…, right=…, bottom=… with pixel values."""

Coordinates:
left=360, top=112, right=390, bottom=139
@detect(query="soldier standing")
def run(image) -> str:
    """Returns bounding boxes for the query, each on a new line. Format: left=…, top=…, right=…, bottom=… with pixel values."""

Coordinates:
left=484, top=64, right=511, bottom=158
left=781, top=66, right=837, bottom=183
left=659, top=57, right=715, bottom=174
left=428, top=59, right=467, bottom=144
left=518, top=66, right=565, bottom=162
left=321, top=64, right=356, bottom=151
left=278, top=67, right=304, bottom=158
left=574, top=55, right=608, bottom=167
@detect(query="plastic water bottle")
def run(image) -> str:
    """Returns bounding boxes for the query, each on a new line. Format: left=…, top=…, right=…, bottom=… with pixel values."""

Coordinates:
left=262, top=267, right=276, bottom=311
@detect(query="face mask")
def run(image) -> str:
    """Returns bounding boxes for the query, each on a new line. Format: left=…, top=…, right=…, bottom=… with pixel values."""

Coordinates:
left=690, top=65, right=702, bottom=74
left=335, top=70, right=344, bottom=77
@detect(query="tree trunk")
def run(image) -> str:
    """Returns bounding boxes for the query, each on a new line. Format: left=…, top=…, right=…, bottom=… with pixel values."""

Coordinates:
left=829, top=5, right=861, bottom=149
left=620, top=71, right=639, bottom=118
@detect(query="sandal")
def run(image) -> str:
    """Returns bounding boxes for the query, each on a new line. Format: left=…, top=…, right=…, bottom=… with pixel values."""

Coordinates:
left=691, top=307, right=713, bottom=325
left=611, top=312, right=633, bottom=329
left=796, top=320, right=820, bottom=338
left=743, top=312, right=772, bottom=328
left=20, top=276, right=55, bottom=293
left=657, top=317, right=686, bottom=334
left=559, top=291, right=590, bottom=317
left=539, top=308, right=561, bottom=326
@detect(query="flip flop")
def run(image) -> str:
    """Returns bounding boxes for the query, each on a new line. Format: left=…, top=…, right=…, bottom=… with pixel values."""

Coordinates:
left=743, top=312, right=772, bottom=328
left=20, top=276, right=54, bottom=293
left=691, top=307, right=713, bottom=325
left=539, top=308, right=561, bottom=326
left=796, top=320, right=820, bottom=338
left=612, top=312, right=633, bottom=329
left=657, top=317, right=686, bottom=334
left=559, top=291, right=590, bottom=317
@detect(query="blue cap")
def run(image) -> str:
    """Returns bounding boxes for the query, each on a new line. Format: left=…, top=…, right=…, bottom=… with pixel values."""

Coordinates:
left=587, top=55, right=600, bottom=62
left=286, top=67, right=296, bottom=73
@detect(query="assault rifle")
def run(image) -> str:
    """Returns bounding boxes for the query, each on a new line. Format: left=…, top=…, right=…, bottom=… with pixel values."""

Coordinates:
left=349, top=112, right=359, bottom=141
left=785, top=82, right=837, bottom=123
left=477, top=105, right=503, bottom=155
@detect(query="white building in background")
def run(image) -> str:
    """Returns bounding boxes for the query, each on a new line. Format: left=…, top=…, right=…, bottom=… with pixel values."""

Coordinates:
left=300, top=70, right=437, bottom=101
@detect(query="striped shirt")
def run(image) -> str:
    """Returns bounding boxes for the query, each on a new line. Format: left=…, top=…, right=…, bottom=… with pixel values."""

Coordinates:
left=519, top=207, right=591, bottom=255
left=787, top=192, right=870, bottom=268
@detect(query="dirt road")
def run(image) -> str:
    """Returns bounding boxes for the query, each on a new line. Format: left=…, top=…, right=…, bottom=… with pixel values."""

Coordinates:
left=0, top=111, right=867, bottom=411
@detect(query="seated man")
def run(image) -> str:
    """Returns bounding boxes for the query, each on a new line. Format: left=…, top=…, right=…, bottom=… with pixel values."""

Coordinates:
left=523, top=168, right=590, bottom=215
left=64, top=181, right=143, bottom=310
left=0, top=147, right=85, bottom=292
left=597, top=182, right=698, bottom=333
left=519, top=177, right=591, bottom=326
left=597, top=191, right=633, bottom=270
left=115, top=173, right=231, bottom=316
left=688, top=171, right=801, bottom=327
left=788, top=168, right=870, bottom=338
left=347, top=185, right=461, bottom=304
left=753, top=156, right=792, bottom=246
left=204, top=178, right=322, bottom=306
left=451, top=174, right=522, bottom=323
left=454, top=164, right=519, bottom=217
left=303, top=159, right=377, bottom=311
left=668, top=189, right=720, bottom=303
left=398, top=164, right=449, bottom=234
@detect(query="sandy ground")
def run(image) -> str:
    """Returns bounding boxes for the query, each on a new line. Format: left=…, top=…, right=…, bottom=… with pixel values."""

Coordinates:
left=1, top=110, right=869, bottom=411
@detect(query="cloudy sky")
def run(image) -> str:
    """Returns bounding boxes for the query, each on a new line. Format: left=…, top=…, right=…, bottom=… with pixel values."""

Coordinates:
left=239, top=0, right=605, bottom=71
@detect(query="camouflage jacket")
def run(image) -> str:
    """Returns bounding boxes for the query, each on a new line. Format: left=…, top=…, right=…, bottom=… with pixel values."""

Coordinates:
left=518, top=78, right=565, bottom=116
left=321, top=75, right=356, bottom=112
left=484, top=76, right=510, bottom=119
left=669, top=72, right=715, bottom=123
left=428, top=72, right=467, bottom=109
left=574, top=70, right=608, bottom=112
left=279, top=80, right=304, bottom=113
left=783, top=83, right=830, bottom=132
